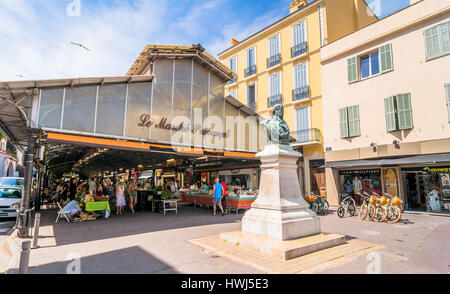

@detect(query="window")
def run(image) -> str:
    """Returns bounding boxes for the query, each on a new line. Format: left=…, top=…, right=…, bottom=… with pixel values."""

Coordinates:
left=247, top=47, right=256, bottom=68
left=347, top=43, right=393, bottom=83
left=293, top=63, right=309, bottom=101
left=229, top=88, right=237, bottom=99
left=360, top=51, right=380, bottom=79
left=384, top=93, right=413, bottom=132
left=228, top=56, right=237, bottom=73
left=247, top=85, right=256, bottom=111
left=339, top=105, right=360, bottom=138
left=425, top=21, right=450, bottom=60
left=295, top=106, right=311, bottom=143
left=318, top=4, right=326, bottom=46
left=446, top=84, right=450, bottom=122
left=269, top=34, right=280, bottom=58
left=292, top=21, right=307, bottom=58
left=268, top=73, right=282, bottom=108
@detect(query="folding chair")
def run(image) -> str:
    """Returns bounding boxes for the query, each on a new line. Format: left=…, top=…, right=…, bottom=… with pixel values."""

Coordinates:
left=55, top=202, right=71, bottom=224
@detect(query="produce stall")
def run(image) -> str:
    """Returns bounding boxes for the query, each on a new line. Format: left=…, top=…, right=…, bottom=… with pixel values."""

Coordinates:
left=179, top=190, right=257, bottom=213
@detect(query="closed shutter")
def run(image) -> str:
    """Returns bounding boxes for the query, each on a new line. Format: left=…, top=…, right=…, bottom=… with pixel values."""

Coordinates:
left=294, top=63, right=308, bottom=89
left=348, top=105, right=361, bottom=137
left=384, top=96, right=397, bottom=132
left=425, top=26, right=441, bottom=60
left=269, top=35, right=280, bottom=57
left=347, top=57, right=357, bottom=83
left=293, top=22, right=306, bottom=46
left=440, top=22, right=450, bottom=55
left=397, top=93, right=413, bottom=130
left=296, top=107, right=311, bottom=142
left=380, top=43, right=393, bottom=73
left=270, top=74, right=281, bottom=96
left=446, top=84, right=450, bottom=122
left=339, top=108, right=349, bottom=138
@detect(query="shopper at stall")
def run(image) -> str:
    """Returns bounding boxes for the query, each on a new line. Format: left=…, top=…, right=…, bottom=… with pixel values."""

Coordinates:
left=213, top=178, right=225, bottom=216
left=116, top=180, right=126, bottom=215
left=128, top=178, right=138, bottom=214
left=88, top=177, right=97, bottom=196
left=69, top=178, right=78, bottom=201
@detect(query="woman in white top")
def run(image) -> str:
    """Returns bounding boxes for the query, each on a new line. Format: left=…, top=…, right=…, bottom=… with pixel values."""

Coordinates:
left=115, top=181, right=126, bottom=215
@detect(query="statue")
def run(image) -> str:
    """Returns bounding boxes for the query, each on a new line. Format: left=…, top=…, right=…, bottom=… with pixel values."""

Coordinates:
left=264, top=104, right=290, bottom=146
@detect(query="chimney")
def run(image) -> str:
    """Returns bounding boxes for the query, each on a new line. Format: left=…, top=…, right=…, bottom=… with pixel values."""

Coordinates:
left=231, top=38, right=240, bottom=46
left=290, top=0, right=308, bottom=14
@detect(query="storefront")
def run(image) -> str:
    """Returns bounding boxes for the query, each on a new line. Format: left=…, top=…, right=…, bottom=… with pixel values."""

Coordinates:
left=338, top=169, right=382, bottom=204
left=402, top=166, right=450, bottom=214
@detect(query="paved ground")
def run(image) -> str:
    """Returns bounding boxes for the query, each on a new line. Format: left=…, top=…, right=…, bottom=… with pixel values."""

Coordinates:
left=4, top=206, right=450, bottom=274
left=0, top=219, right=15, bottom=235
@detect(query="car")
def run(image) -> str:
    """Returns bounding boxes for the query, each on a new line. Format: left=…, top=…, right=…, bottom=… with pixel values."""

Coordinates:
left=0, top=186, right=22, bottom=218
left=0, top=177, right=24, bottom=188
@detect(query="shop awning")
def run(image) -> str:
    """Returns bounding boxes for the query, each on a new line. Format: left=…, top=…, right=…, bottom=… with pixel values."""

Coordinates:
left=323, top=153, right=450, bottom=169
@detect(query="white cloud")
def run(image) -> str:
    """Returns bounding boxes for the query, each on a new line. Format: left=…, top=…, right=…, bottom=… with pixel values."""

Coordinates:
left=0, top=0, right=287, bottom=81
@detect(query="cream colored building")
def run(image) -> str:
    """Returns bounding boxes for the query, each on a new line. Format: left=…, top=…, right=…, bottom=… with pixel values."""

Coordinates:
left=321, top=0, right=450, bottom=213
left=218, top=0, right=378, bottom=195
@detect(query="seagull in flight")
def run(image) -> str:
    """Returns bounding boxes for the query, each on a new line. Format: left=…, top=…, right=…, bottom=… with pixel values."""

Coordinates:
left=16, top=75, right=24, bottom=78
left=71, top=42, right=90, bottom=51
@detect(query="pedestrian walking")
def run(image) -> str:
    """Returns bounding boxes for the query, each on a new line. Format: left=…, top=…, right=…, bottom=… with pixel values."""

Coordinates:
left=115, top=181, right=126, bottom=215
left=213, top=178, right=225, bottom=216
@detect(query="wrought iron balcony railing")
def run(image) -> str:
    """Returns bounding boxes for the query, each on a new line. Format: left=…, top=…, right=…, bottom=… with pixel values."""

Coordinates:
left=267, top=53, right=281, bottom=68
left=267, top=94, right=282, bottom=108
left=244, top=65, right=256, bottom=78
left=292, top=86, right=310, bottom=101
left=291, top=42, right=308, bottom=58
left=290, top=128, right=322, bottom=144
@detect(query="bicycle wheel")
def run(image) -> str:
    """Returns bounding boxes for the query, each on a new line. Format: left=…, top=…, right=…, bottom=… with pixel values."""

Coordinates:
left=348, top=204, right=357, bottom=216
left=386, top=206, right=402, bottom=224
left=367, top=204, right=377, bottom=221
left=322, top=201, right=329, bottom=214
left=337, top=206, right=345, bottom=218
left=359, top=204, right=368, bottom=220
left=373, top=207, right=385, bottom=222
left=311, top=202, right=318, bottom=213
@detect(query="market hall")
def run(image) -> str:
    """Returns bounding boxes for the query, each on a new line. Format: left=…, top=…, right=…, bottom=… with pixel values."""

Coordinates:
left=0, top=45, right=272, bottom=235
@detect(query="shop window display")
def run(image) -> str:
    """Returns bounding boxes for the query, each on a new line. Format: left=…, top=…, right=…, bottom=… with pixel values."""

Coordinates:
left=424, top=167, right=450, bottom=213
left=339, top=170, right=382, bottom=205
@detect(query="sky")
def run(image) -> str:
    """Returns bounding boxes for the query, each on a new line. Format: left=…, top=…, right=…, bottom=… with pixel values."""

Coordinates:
left=0, top=0, right=410, bottom=81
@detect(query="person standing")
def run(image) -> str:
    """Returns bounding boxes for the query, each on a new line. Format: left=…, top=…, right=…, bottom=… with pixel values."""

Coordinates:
left=115, top=181, right=126, bottom=215
left=88, top=177, right=97, bottom=197
left=69, top=178, right=77, bottom=201
left=213, top=178, right=225, bottom=216
left=128, top=178, right=138, bottom=214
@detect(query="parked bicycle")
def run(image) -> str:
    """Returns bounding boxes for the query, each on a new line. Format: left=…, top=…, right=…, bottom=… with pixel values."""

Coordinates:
left=359, top=191, right=375, bottom=221
left=337, top=193, right=356, bottom=218
left=310, top=193, right=329, bottom=215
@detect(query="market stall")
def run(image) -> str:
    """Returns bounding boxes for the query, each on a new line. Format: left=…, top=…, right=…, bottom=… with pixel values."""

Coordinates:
left=179, top=190, right=257, bottom=213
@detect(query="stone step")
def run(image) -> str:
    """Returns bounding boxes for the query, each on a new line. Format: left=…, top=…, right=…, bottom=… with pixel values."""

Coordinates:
left=220, top=231, right=346, bottom=260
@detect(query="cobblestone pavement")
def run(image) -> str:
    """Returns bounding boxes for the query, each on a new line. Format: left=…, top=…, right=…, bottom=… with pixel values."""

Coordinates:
left=6, top=206, right=450, bottom=274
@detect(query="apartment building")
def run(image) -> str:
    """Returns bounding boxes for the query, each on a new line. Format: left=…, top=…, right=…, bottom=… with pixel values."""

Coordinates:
left=218, top=0, right=378, bottom=194
left=321, top=0, right=450, bottom=214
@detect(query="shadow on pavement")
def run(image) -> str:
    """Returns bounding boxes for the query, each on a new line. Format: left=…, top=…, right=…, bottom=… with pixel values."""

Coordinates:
left=29, top=246, right=179, bottom=274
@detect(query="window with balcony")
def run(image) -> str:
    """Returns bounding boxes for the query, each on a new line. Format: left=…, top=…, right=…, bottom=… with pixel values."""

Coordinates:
left=424, top=21, right=450, bottom=61
left=268, top=73, right=282, bottom=108
left=245, top=47, right=256, bottom=78
left=247, top=85, right=256, bottom=111
left=292, top=21, right=307, bottom=58
left=293, top=63, right=309, bottom=101
left=295, top=106, right=312, bottom=143
left=385, top=93, right=413, bottom=132
left=267, top=34, right=281, bottom=68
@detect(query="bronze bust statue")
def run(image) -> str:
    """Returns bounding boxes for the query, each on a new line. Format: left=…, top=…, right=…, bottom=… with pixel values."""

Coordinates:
left=264, top=104, right=290, bottom=145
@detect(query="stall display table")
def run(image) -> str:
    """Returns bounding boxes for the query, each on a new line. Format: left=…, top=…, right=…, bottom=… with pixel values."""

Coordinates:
left=152, top=199, right=179, bottom=214
left=179, top=191, right=257, bottom=213
left=226, top=195, right=257, bottom=214
left=85, top=201, right=111, bottom=212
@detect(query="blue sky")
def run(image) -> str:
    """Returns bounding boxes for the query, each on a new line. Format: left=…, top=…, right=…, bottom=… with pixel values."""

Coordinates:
left=0, top=0, right=410, bottom=81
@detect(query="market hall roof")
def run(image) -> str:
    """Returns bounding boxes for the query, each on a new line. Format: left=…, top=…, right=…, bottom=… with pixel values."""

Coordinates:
left=0, top=75, right=153, bottom=149
left=126, top=44, right=235, bottom=81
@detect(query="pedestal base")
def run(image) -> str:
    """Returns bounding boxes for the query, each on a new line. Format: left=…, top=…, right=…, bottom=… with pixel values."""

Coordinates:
left=242, top=207, right=321, bottom=241
left=220, top=231, right=346, bottom=260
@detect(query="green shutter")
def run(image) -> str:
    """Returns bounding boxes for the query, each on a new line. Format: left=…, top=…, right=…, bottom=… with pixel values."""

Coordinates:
left=440, top=22, right=450, bottom=55
left=446, top=84, right=450, bottom=123
left=384, top=96, right=397, bottom=132
left=397, top=93, right=413, bottom=130
left=348, top=105, right=361, bottom=137
left=339, top=108, right=349, bottom=138
left=347, top=57, right=357, bottom=83
left=380, top=43, right=393, bottom=73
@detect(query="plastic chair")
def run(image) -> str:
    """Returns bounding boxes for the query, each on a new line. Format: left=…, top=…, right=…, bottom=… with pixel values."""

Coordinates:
left=55, top=202, right=71, bottom=224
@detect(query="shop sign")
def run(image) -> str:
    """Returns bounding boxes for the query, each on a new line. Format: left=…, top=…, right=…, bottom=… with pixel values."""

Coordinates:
left=339, top=169, right=380, bottom=176
left=423, top=167, right=450, bottom=173
left=138, top=114, right=229, bottom=138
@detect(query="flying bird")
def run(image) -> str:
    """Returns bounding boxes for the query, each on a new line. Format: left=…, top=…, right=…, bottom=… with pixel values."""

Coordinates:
left=16, top=75, right=24, bottom=78
left=70, top=42, right=90, bottom=51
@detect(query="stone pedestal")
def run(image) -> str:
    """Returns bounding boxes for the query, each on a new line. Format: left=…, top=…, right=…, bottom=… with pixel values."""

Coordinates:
left=242, top=144, right=321, bottom=241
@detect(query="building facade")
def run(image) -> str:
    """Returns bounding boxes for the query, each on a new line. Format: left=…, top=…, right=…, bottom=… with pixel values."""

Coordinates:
left=0, top=135, right=20, bottom=178
left=321, top=0, right=450, bottom=214
left=218, top=0, right=378, bottom=195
